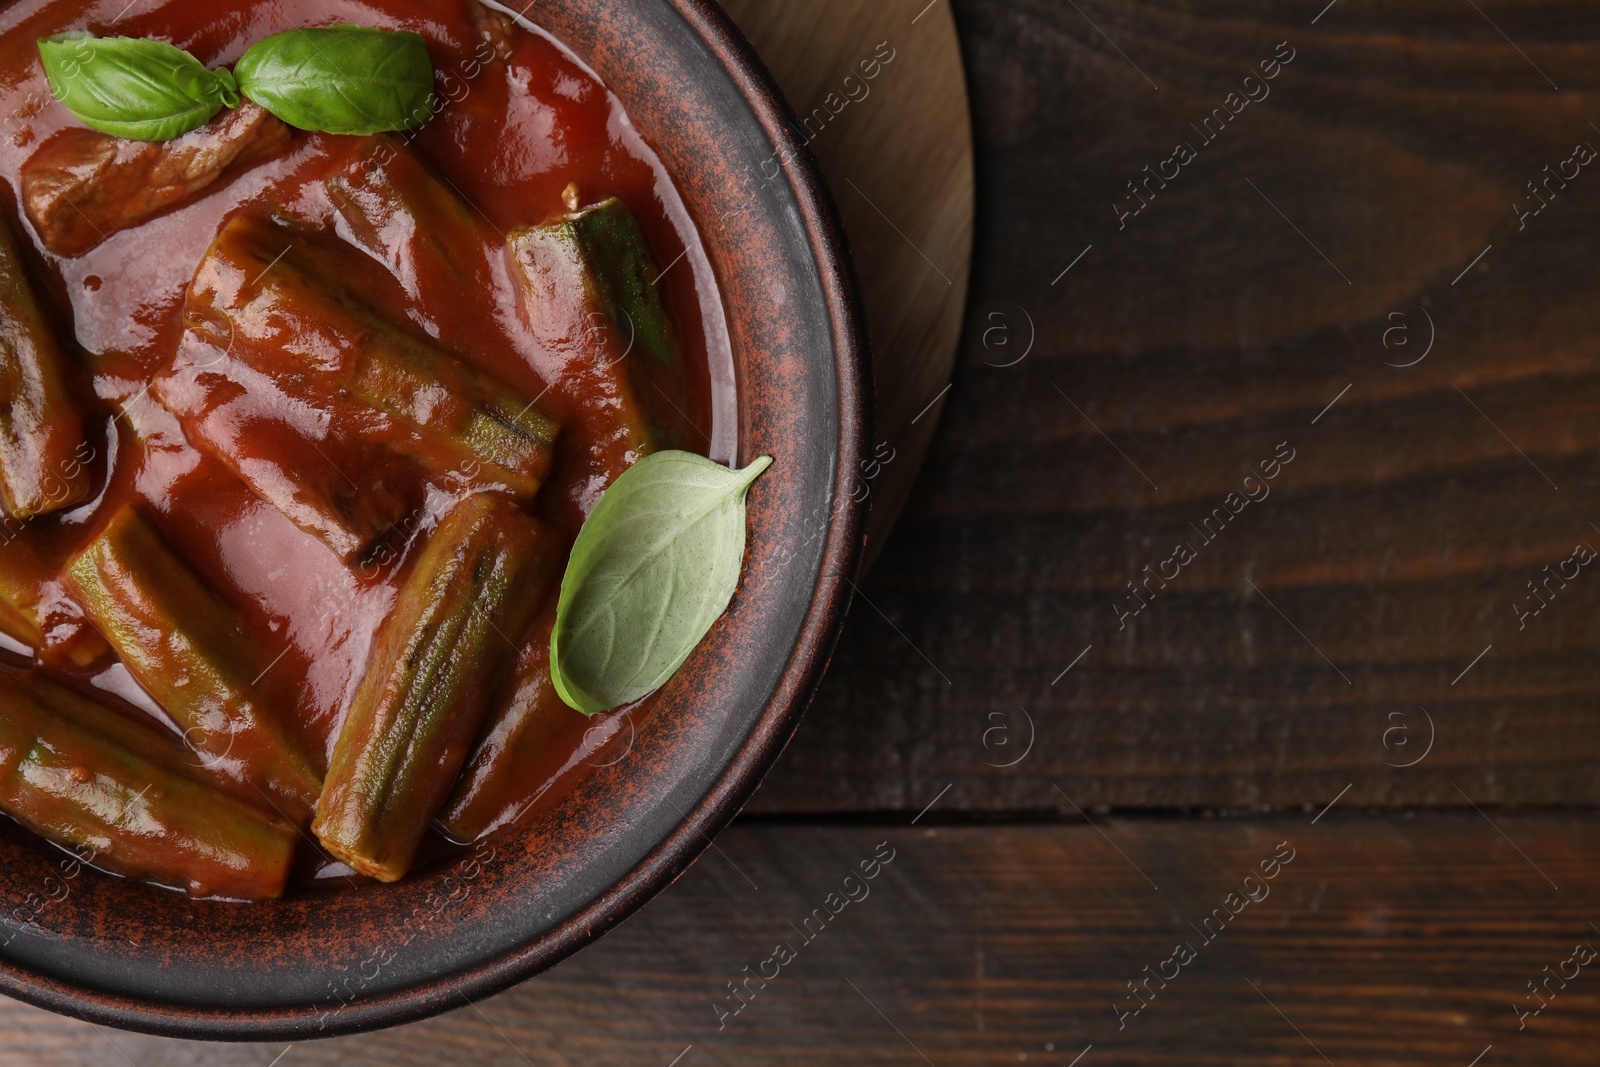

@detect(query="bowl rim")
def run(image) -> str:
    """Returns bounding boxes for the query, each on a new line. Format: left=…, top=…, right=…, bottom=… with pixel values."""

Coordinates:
left=0, top=0, right=871, bottom=1041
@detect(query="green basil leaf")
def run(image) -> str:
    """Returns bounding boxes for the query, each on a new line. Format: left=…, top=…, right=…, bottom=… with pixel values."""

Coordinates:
left=551, top=452, right=773, bottom=715
left=235, top=25, right=435, bottom=136
left=37, top=34, right=233, bottom=141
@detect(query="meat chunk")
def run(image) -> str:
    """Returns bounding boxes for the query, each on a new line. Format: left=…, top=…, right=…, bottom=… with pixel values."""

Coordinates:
left=21, top=102, right=292, bottom=257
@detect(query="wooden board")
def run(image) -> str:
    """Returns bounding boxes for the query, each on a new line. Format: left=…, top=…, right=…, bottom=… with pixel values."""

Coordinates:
left=6, top=815, right=1599, bottom=1065
left=746, top=0, right=1600, bottom=814
left=720, top=0, right=975, bottom=570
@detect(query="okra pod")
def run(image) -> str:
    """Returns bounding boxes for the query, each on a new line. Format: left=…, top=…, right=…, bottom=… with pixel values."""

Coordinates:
left=328, top=140, right=569, bottom=489
left=153, top=342, right=419, bottom=565
left=0, top=537, right=109, bottom=668
left=0, top=572, right=32, bottom=651
left=510, top=197, right=678, bottom=370
left=250, top=212, right=562, bottom=488
left=0, top=532, right=48, bottom=655
left=0, top=664, right=297, bottom=899
left=0, top=216, right=90, bottom=518
left=314, top=493, right=560, bottom=881
left=327, top=136, right=486, bottom=306
left=437, top=609, right=577, bottom=843
left=158, top=215, right=559, bottom=563
left=64, top=506, right=323, bottom=822
left=506, top=199, right=668, bottom=456
left=348, top=330, right=559, bottom=499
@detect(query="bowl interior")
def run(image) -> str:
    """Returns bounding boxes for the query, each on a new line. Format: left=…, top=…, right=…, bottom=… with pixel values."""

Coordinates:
left=0, top=0, right=867, bottom=1038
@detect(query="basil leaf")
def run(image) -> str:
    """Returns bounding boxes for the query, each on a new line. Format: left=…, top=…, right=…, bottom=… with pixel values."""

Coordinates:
left=37, top=35, right=233, bottom=141
left=235, top=25, right=435, bottom=136
left=551, top=452, right=773, bottom=715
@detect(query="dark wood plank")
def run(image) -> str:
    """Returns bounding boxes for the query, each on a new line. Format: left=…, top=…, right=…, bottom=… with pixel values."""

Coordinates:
left=5, top=815, right=1599, bottom=1065
left=749, top=0, right=1600, bottom=812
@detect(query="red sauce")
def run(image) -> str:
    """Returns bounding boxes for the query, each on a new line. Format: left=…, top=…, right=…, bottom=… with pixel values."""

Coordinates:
left=0, top=0, right=735, bottom=887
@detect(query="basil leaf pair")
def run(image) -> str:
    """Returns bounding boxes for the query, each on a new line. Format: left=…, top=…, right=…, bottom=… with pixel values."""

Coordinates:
left=38, top=25, right=435, bottom=142
left=551, top=452, right=773, bottom=716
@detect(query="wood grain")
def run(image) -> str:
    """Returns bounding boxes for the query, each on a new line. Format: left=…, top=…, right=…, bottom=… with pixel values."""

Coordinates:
left=5, top=815, right=1598, bottom=1065
left=720, top=0, right=975, bottom=570
left=747, top=0, right=1600, bottom=814
left=7, top=2, right=1600, bottom=1062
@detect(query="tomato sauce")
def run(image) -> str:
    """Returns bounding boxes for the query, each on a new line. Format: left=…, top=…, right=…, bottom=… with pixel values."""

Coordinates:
left=0, top=0, right=734, bottom=887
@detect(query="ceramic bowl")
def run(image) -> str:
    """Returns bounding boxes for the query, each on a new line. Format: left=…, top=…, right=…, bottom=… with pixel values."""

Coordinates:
left=0, top=0, right=869, bottom=1038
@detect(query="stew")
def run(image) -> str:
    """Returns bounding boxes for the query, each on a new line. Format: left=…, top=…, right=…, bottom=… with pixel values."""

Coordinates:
left=0, top=0, right=736, bottom=899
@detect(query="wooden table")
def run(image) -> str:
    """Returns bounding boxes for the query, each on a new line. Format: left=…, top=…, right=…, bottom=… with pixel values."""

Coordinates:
left=6, top=1, right=1600, bottom=1064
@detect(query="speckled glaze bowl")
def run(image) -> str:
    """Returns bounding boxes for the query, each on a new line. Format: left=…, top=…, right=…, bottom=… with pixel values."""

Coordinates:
left=0, top=0, right=869, bottom=1039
